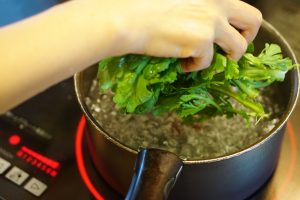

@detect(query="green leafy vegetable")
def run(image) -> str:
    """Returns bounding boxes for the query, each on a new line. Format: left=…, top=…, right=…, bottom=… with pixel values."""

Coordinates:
left=97, top=43, right=296, bottom=123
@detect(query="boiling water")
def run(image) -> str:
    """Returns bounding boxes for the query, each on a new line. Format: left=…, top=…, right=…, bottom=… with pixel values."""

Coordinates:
left=85, top=80, right=282, bottom=160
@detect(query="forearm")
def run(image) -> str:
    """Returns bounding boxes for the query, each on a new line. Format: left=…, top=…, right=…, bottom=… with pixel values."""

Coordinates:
left=0, top=0, right=126, bottom=113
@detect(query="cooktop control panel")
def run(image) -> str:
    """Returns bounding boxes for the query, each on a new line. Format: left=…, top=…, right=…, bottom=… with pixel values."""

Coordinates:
left=0, top=79, right=88, bottom=200
left=0, top=114, right=57, bottom=199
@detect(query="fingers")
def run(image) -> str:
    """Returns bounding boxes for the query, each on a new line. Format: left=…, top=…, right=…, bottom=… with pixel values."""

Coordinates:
left=143, top=0, right=262, bottom=73
left=227, top=0, right=263, bottom=43
left=182, top=19, right=248, bottom=72
left=182, top=1, right=262, bottom=72
left=182, top=44, right=214, bottom=72
left=215, top=20, right=248, bottom=60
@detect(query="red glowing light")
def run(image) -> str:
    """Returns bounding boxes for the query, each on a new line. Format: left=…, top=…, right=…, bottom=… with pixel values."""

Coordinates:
left=26, top=156, right=33, bottom=163
left=21, top=146, right=60, bottom=169
left=16, top=150, right=23, bottom=157
left=22, top=154, right=28, bottom=159
left=75, top=116, right=104, bottom=200
left=50, top=170, right=58, bottom=177
left=16, top=145, right=60, bottom=177
left=46, top=168, right=52, bottom=174
left=41, top=165, right=47, bottom=171
left=9, top=134, right=21, bottom=145
left=37, top=162, right=42, bottom=168
left=31, top=159, right=37, bottom=166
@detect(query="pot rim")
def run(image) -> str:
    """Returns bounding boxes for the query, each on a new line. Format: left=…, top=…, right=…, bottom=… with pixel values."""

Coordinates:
left=74, top=20, right=300, bottom=164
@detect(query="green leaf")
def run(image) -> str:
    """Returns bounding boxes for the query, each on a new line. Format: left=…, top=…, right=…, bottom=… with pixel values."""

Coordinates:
left=210, top=85, right=265, bottom=117
left=136, top=86, right=161, bottom=113
left=201, top=53, right=227, bottom=80
left=153, top=95, right=182, bottom=116
left=232, top=79, right=259, bottom=98
left=239, top=67, right=286, bottom=81
left=242, top=53, right=262, bottom=67
left=113, top=74, right=153, bottom=112
left=246, top=43, right=255, bottom=53
left=143, top=57, right=176, bottom=80
left=96, top=42, right=296, bottom=124
left=179, top=91, right=220, bottom=118
left=225, top=59, right=239, bottom=79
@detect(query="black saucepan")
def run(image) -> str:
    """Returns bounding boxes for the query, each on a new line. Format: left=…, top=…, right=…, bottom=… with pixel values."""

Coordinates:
left=74, top=21, right=299, bottom=200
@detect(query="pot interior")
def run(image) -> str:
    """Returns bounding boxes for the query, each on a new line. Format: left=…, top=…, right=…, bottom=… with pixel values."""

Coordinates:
left=75, top=21, right=299, bottom=162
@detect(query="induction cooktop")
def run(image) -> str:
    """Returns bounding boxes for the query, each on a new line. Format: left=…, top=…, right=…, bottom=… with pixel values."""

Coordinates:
left=0, top=77, right=300, bottom=200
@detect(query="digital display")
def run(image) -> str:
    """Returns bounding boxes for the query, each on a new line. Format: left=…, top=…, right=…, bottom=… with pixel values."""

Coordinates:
left=16, top=146, right=59, bottom=177
left=0, top=117, right=60, bottom=179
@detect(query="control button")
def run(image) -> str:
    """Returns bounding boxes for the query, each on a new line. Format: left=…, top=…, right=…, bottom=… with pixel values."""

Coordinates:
left=0, top=157, right=11, bottom=174
left=5, top=166, right=29, bottom=185
left=24, top=178, right=47, bottom=197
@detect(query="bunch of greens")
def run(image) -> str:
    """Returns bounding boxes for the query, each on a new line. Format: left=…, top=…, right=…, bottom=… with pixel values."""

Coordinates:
left=97, top=43, right=295, bottom=123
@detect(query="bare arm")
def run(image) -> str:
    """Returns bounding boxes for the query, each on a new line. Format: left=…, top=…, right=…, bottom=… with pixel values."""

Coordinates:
left=0, top=0, right=128, bottom=113
left=0, top=0, right=262, bottom=113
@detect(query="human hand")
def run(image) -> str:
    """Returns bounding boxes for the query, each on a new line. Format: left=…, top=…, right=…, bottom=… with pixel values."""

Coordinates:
left=97, top=0, right=262, bottom=72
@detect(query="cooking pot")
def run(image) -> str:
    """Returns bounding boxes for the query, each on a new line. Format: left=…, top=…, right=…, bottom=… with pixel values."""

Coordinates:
left=74, top=21, right=299, bottom=200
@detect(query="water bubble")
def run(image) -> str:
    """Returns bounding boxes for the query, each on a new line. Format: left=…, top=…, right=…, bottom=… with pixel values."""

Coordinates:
left=86, top=79, right=282, bottom=160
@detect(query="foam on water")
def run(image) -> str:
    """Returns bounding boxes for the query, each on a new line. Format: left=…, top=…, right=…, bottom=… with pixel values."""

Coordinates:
left=86, top=80, right=282, bottom=160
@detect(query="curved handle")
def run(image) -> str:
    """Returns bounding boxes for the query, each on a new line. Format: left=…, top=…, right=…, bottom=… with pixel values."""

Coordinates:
left=125, top=148, right=183, bottom=200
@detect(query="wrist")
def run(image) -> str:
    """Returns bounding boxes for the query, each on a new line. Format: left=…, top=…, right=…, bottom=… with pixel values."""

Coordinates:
left=81, top=0, right=138, bottom=57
